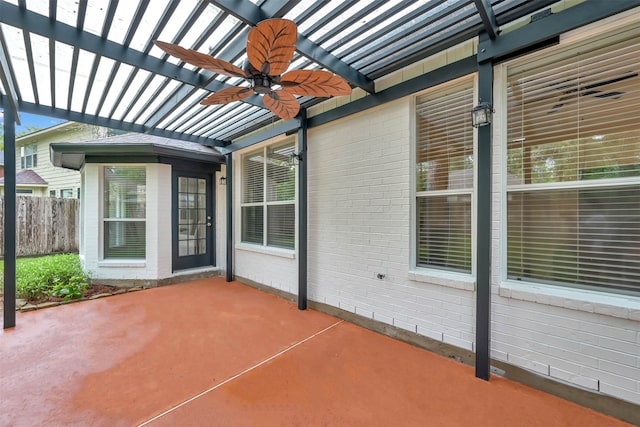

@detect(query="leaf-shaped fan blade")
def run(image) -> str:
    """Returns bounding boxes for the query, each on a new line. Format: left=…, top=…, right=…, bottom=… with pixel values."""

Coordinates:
left=201, top=87, right=253, bottom=105
left=280, top=70, right=352, bottom=97
left=263, top=90, right=300, bottom=121
left=247, top=19, right=297, bottom=77
left=154, top=40, right=247, bottom=78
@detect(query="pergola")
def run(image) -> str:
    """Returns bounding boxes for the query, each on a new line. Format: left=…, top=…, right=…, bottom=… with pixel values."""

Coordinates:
left=1, top=0, right=638, bottom=382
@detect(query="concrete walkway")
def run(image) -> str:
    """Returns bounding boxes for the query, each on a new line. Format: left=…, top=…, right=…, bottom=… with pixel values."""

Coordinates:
left=0, top=278, right=633, bottom=426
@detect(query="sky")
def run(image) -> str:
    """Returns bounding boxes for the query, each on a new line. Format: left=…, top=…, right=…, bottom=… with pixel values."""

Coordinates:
left=0, top=109, right=66, bottom=135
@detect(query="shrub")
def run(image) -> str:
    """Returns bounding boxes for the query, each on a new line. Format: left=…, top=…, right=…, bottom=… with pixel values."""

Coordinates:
left=14, top=254, right=90, bottom=301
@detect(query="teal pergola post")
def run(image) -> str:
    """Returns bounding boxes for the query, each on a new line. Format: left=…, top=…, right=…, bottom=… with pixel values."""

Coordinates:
left=225, top=153, right=233, bottom=282
left=3, top=106, right=16, bottom=328
left=297, top=108, right=308, bottom=310
left=475, top=39, right=493, bottom=380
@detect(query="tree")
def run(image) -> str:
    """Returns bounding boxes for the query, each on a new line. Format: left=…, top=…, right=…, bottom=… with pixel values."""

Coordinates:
left=0, top=125, right=42, bottom=151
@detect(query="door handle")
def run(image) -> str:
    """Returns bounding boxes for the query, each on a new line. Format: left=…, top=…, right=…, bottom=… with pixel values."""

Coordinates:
left=207, top=222, right=212, bottom=227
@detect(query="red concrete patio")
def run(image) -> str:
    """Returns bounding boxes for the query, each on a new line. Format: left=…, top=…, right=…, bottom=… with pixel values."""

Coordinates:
left=0, top=278, right=632, bottom=426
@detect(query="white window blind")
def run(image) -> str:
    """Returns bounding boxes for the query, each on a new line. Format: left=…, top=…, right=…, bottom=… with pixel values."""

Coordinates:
left=241, top=141, right=296, bottom=249
left=506, top=28, right=640, bottom=293
left=416, top=79, right=474, bottom=273
left=103, top=166, right=146, bottom=259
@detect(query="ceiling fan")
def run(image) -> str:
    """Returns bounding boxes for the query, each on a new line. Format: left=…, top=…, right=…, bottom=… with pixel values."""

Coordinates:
left=155, top=18, right=352, bottom=120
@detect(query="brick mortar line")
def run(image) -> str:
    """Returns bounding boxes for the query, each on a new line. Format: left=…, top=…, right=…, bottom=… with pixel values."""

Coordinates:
left=137, top=319, right=345, bottom=427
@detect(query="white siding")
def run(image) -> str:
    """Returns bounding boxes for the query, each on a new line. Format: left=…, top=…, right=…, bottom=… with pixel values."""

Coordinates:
left=15, top=123, right=115, bottom=196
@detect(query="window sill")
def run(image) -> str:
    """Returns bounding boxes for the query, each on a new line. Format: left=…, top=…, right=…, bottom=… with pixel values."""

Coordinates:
left=235, top=243, right=296, bottom=259
left=499, top=281, right=640, bottom=321
left=408, top=269, right=475, bottom=291
left=98, top=259, right=146, bottom=268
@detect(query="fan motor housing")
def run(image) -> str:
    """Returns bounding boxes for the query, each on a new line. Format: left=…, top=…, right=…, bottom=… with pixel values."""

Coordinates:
left=251, top=76, right=272, bottom=94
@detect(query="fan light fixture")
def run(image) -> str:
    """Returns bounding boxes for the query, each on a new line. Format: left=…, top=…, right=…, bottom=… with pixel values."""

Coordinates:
left=155, top=19, right=352, bottom=120
left=471, top=102, right=493, bottom=128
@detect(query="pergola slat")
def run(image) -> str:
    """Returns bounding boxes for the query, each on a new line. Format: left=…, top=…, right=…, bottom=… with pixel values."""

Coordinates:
left=0, top=2, right=263, bottom=112
left=95, top=1, right=150, bottom=116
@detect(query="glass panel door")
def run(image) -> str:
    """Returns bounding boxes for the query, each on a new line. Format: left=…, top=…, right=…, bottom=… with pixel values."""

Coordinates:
left=173, top=172, right=214, bottom=270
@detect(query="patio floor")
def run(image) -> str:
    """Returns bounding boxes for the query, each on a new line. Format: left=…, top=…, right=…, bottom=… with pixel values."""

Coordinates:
left=0, top=278, right=632, bottom=427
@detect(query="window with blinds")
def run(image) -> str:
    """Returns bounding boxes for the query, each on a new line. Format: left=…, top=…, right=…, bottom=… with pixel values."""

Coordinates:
left=103, top=166, right=146, bottom=259
left=415, top=78, right=474, bottom=273
left=241, top=140, right=296, bottom=249
left=506, top=26, right=640, bottom=293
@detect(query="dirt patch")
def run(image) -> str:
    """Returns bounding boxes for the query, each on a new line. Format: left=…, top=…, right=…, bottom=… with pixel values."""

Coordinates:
left=25, top=284, right=121, bottom=305
left=0, top=284, right=146, bottom=313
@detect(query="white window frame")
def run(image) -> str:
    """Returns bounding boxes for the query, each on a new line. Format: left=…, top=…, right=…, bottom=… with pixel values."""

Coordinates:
left=20, top=143, right=38, bottom=169
left=238, top=138, right=297, bottom=253
left=410, top=75, right=478, bottom=285
left=496, top=12, right=640, bottom=304
left=101, top=165, right=147, bottom=260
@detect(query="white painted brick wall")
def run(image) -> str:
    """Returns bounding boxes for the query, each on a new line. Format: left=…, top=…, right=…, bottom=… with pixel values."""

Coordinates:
left=307, top=99, right=476, bottom=351
left=234, top=247, right=298, bottom=294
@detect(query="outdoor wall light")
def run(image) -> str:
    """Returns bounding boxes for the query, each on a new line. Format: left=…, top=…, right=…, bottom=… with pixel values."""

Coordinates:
left=219, top=176, right=227, bottom=185
left=471, top=102, right=493, bottom=128
left=288, top=151, right=303, bottom=167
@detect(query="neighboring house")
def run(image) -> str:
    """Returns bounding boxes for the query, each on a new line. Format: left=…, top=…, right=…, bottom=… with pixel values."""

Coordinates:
left=0, top=169, right=48, bottom=196
left=0, top=151, right=5, bottom=178
left=0, top=122, right=125, bottom=198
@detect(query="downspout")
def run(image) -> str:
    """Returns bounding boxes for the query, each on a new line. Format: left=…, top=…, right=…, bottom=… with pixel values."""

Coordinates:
left=475, top=35, right=493, bottom=380
left=3, top=107, right=16, bottom=328
left=297, top=108, right=308, bottom=310
left=225, top=153, right=233, bottom=282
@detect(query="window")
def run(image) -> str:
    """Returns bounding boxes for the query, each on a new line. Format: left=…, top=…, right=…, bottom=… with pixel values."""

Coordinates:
left=241, top=141, right=296, bottom=249
left=61, top=189, right=73, bottom=198
left=20, top=143, right=37, bottom=169
left=505, top=28, right=640, bottom=293
left=415, top=79, right=475, bottom=273
left=49, top=190, right=56, bottom=197
left=103, top=167, right=146, bottom=259
left=16, top=189, right=33, bottom=195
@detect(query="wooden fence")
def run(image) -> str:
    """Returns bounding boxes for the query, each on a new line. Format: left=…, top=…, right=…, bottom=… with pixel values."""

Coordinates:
left=0, top=196, right=80, bottom=257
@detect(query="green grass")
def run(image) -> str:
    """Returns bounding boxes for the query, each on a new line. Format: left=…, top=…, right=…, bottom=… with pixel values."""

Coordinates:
left=0, top=254, right=90, bottom=301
